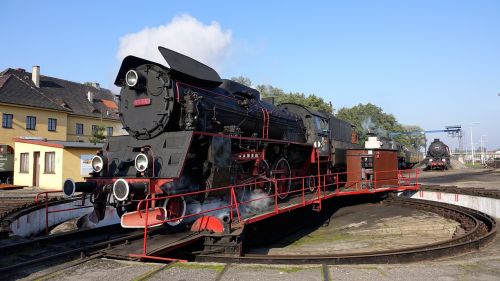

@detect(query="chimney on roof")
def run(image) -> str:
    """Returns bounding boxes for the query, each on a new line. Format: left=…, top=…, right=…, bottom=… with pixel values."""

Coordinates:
left=91, top=82, right=100, bottom=90
left=32, top=66, right=40, bottom=87
left=87, top=91, right=93, bottom=102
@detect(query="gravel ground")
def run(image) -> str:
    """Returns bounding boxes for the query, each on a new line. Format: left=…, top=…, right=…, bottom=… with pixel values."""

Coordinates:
left=249, top=204, right=459, bottom=255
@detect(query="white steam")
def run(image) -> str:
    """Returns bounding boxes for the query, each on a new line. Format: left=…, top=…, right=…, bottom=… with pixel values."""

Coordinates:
left=361, top=116, right=387, bottom=137
left=186, top=189, right=274, bottom=224
left=116, top=14, right=232, bottom=70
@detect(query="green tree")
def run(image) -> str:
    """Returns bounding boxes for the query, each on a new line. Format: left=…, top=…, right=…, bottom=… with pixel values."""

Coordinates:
left=230, top=76, right=252, bottom=87
left=89, top=125, right=106, bottom=144
left=399, top=125, right=426, bottom=151
left=336, top=103, right=400, bottom=144
left=335, top=103, right=424, bottom=151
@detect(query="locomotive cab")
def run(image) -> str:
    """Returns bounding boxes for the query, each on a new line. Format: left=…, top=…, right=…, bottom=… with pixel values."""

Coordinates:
left=278, top=103, right=330, bottom=155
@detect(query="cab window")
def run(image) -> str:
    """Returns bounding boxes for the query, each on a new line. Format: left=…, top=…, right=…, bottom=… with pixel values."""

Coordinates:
left=314, top=116, right=328, bottom=132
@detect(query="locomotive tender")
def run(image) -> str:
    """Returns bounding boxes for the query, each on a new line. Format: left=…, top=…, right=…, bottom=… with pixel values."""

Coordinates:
left=424, top=138, right=451, bottom=170
left=63, top=47, right=358, bottom=226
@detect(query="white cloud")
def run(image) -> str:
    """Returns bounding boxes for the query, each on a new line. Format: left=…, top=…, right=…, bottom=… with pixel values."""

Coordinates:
left=117, top=14, right=232, bottom=71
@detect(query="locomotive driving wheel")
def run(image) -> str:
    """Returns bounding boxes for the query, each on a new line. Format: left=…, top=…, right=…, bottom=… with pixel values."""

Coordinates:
left=306, top=175, right=317, bottom=192
left=230, top=161, right=248, bottom=202
left=271, top=158, right=291, bottom=200
left=163, top=196, right=187, bottom=227
left=256, top=159, right=272, bottom=195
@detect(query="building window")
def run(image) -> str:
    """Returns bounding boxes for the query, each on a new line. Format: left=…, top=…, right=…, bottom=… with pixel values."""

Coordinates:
left=20, top=153, right=29, bottom=173
left=92, top=125, right=98, bottom=135
left=2, top=114, right=13, bottom=128
left=26, top=116, right=36, bottom=130
left=76, top=123, right=83, bottom=135
left=48, top=118, right=57, bottom=131
left=107, top=127, right=113, bottom=137
left=44, top=152, right=55, bottom=173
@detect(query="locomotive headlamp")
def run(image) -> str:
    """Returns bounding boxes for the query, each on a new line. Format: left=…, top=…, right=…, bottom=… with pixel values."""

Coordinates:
left=429, top=159, right=433, bottom=162
left=313, top=140, right=322, bottom=148
left=442, top=158, right=446, bottom=162
left=91, top=156, right=105, bottom=173
left=125, top=70, right=139, bottom=87
left=135, top=153, right=150, bottom=172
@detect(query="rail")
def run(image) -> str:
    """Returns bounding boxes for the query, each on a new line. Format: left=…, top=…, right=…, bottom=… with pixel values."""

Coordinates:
left=35, top=191, right=93, bottom=235
left=130, top=168, right=420, bottom=261
left=198, top=197, right=496, bottom=264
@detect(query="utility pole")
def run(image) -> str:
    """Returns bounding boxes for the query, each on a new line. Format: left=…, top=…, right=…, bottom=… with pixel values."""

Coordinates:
left=470, top=122, right=480, bottom=166
left=480, top=135, right=488, bottom=164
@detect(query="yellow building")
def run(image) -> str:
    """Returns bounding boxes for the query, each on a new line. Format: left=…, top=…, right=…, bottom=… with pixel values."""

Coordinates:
left=13, top=139, right=102, bottom=189
left=0, top=66, right=124, bottom=188
left=0, top=66, right=122, bottom=147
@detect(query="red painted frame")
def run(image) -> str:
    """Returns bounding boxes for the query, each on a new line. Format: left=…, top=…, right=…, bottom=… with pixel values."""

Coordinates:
left=34, top=191, right=93, bottom=235
left=127, top=168, right=420, bottom=261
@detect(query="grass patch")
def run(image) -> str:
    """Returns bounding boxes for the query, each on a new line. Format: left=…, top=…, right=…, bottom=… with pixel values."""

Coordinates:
left=243, top=264, right=308, bottom=273
left=171, top=262, right=225, bottom=272
left=290, top=232, right=352, bottom=247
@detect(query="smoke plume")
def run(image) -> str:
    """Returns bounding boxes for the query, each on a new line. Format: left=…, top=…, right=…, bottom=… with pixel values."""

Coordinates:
left=117, top=14, right=233, bottom=70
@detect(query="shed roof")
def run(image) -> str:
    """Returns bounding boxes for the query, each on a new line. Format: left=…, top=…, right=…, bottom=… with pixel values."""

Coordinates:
left=0, top=68, right=119, bottom=120
left=14, top=138, right=103, bottom=149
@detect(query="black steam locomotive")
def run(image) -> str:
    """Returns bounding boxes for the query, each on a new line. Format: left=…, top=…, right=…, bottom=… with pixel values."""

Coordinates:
left=64, top=47, right=358, bottom=226
left=424, top=138, right=450, bottom=170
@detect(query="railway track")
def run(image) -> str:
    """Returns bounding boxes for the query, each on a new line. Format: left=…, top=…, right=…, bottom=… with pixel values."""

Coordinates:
left=0, top=224, right=144, bottom=275
left=197, top=196, right=497, bottom=264
left=0, top=186, right=497, bottom=277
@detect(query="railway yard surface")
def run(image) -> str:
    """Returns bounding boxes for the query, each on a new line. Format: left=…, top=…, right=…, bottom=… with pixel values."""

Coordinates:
left=2, top=168, right=500, bottom=281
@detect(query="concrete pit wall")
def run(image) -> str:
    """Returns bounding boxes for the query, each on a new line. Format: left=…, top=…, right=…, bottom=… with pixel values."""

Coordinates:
left=10, top=201, right=120, bottom=237
left=401, top=190, right=500, bottom=219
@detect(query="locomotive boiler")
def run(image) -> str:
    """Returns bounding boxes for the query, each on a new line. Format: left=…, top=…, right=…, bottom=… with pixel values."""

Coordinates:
left=424, top=138, right=451, bottom=170
left=63, top=47, right=358, bottom=227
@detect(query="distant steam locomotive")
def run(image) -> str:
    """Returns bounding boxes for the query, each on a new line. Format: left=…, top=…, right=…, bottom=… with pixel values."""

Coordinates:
left=63, top=47, right=359, bottom=227
left=424, top=138, right=450, bottom=170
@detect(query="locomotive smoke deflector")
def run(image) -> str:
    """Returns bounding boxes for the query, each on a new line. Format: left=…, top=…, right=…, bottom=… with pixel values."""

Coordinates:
left=157, top=46, right=222, bottom=87
left=114, top=47, right=222, bottom=88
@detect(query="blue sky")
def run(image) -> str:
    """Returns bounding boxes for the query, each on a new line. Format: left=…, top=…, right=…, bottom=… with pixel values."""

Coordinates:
left=1, top=0, right=499, bottom=150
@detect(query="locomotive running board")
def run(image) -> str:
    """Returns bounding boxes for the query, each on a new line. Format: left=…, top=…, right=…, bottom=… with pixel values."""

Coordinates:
left=121, top=207, right=167, bottom=228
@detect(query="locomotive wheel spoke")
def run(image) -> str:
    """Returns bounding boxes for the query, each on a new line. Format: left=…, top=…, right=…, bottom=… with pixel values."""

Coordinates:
left=307, top=175, right=316, bottom=192
left=230, top=161, right=249, bottom=202
left=271, top=158, right=291, bottom=200
left=255, top=160, right=272, bottom=195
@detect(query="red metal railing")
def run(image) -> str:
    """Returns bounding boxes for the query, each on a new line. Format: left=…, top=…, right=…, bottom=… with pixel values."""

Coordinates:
left=129, top=168, right=420, bottom=261
left=35, top=191, right=93, bottom=235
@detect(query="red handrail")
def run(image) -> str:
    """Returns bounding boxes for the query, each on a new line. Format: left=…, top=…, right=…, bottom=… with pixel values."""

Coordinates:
left=130, top=168, right=420, bottom=261
left=35, top=191, right=92, bottom=235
